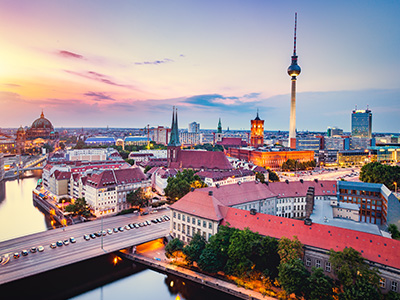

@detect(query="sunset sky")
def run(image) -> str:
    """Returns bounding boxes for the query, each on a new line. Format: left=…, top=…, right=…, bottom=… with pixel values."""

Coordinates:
left=0, top=1, right=399, bottom=132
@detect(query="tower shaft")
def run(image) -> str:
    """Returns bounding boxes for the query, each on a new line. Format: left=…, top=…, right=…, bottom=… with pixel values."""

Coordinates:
left=289, top=78, right=297, bottom=149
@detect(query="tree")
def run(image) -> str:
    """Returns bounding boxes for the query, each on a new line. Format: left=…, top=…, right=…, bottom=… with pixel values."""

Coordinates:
left=329, top=247, right=380, bottom=289
left=43, top=143, right=54, bottom=153
left=360, top=162, right=400, bottom=191
left=385, top=291, right=400, bottom=300
left=388, top=224, right=400, bottom=239
left=307, top=267, right=335, bottom=300
left=278, top=258, right=309, bottom=299
left=165, top=238, right=184, bottom=259
left=65, top=198, right=90, bottom=217
left=197, top=247, right=223, bottom=273
left=126, top=188, right=150, bottom=208
left=74, top=139, right=85, bottom=149
left=207, top=225, right=237, bottom=271
left=144, top=165, right=152, bottom=173
left=278, top=236, right=304, bottom=264
left=255, top=172, right=265, bottom=183
left=164, top=169, right=206, bottom=201
left=124, top=158, right=135, bottom=166
left=268, top=170, right=280, bottom=182
left=182, top=233, right=206, bottom=265
left=250, top=235, right=280, bottom=278
left=339, top=276, right=381, bottom=300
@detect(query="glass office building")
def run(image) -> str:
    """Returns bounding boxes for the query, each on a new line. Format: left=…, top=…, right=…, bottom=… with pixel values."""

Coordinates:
left=351, top=109, right=372, bottom=138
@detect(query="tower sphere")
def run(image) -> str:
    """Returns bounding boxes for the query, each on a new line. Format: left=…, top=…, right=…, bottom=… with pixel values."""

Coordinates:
left=287, top=63, right=301, bottom=77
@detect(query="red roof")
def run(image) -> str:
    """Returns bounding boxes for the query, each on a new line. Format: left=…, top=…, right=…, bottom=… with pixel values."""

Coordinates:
left=53, top=170, right=71, bottom=180
left=217, top=137, right=247, bottom=147
left=86, top=167, right=146, bottom=188
left=196, top=169, right=254, bottom=181
left=170, top=150, right=233, bottom=170
left=170, top=190, right=224, bottom=221
left=267, top=180, right=337, bottom=198
left=221, top=207, right=400, bottom=270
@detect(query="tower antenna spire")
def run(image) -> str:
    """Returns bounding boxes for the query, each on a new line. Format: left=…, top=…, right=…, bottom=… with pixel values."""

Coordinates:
left=293, top=12, right=297, bottom=56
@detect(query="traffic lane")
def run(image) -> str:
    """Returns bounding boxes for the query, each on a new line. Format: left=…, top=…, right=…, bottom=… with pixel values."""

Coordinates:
left=0, top=210, right=170, bottom=254
left=0, top=222, right=170, bottom=284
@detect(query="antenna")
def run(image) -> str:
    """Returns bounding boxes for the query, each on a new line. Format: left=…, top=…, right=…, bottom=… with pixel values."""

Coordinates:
left=293, top=12, right=297, bottom=56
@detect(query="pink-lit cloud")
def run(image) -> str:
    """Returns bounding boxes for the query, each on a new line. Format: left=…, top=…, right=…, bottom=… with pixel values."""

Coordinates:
left=57, top=50, right=85, bottom=60
left=64, top=70, right=134, bottom=89
left=84, top=91, right=115, bottom=101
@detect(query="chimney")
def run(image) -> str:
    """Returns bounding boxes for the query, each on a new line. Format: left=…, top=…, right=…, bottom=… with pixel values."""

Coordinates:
left=208, top=191, right=213, bottom=196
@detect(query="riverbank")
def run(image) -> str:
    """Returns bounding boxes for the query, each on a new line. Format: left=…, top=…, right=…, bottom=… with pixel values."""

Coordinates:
left=119, top=250, right=277, bottom=300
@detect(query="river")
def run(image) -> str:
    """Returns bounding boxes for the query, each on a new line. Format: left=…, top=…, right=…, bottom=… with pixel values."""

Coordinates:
left=0, top=172, right=239, bottom=300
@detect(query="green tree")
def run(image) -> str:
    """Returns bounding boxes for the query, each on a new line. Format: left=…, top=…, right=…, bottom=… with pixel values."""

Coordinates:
left=124, top=158, right=135, bottom=166
left=385, top=291, right=400, bottom=300
left=268, top=170, right=280, bottom=182
left=65, top=198, right=90, bottom=217
left=126, top=188, right=150, bottom=208
left=307, top=267, right=335, bottom=300
left=278, top=236, right=304, bottom=264
left=388, top=224, right=400, bottom=239
left=360, top=162, right=400, bottom=190
left=182, top=233, right=206, bottom=265
left=278, top=258, right=309, bottom=299
left=329, top=247, right=380, bottom=289
left=197, top=247, right=223, bottom=273
left=339, top=276, right=381, bottom=300
left=250, top=235, right=280, bottom=278
left=255, top=172, right=265, bottom=183
left=144, top=165, right=153, bottom=173
left=207, top=225, right=237, bottom=270
left=165, top=238, right=184, bottom=259
left=164, top=169, right=206, bottom=201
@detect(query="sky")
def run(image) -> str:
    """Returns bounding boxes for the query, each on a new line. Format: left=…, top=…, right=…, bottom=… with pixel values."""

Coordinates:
left=0, top=0, right=399, bottom=132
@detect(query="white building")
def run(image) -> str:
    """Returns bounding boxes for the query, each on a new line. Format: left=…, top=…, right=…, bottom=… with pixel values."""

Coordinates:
left=188, top=122, right=200, bottom=133
left=66, top=149, right=107, bottom=161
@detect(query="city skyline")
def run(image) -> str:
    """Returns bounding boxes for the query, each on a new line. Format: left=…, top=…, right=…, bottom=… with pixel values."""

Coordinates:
left=0, top=1, right=399, bottom=132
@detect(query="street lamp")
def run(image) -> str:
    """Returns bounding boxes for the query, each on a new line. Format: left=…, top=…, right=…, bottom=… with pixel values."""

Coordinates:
left=394, top=182, right=397, bottom=195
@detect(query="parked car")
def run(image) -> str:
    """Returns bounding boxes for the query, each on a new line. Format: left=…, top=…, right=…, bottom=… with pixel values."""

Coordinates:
left=118, top=227, right=124, bottom=232
left=129, top=223, right=135, bottom=229
left=38, top=246, right=44, bottom=252
left=56, top=241, right=63, bottom=247
left=84, top=234, right=90, bottom=241
left=90, top=233, right=96, bottom=239
left=21, top=250, right=29, bottom=256
left=50, top=243, right=56, bottom=249
left=13, top=253, right=20, bottom=259
left=124, top=225, right=130, bottom=230
left=113, top=227, right=119, bottom=233
left=63, top=239, right=69, bottom=245
left=30, top=247, right=37, bottom=253
left=70, top=237, right=76, bottom=243
left=107, top=229, right=113, bottom=235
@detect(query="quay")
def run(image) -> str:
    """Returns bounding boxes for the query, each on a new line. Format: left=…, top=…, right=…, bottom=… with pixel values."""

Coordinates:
left=119, top=252, right=275, bottom=300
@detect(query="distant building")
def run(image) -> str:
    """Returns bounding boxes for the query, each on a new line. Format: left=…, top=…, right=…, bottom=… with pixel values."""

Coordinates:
left=85, top=136, right=116, bottom=146
left=214, top=118, right=223, bottom=143
left=296, top=137, right=322, bottom=151
left=337, top=150, right=370, bottom=166
left=179, top=132, right=202, bottom=146
left=150, top=126, right=171, bottom=145
left=350, top=137, right=372, bottom=150
left=196, top=169, right=255, bottom=187
left=124, top=136, right=148, bottom=147
left=66, top=149, right=108, bottom=162
left=188, top=122, right=200, bottom=133
left=0, top=153, right=4, bottom=181
left=216, top=137, right=247, bottom=149
left=351, top=108, right=372, bottom=138
left=250, top=111, right=264, bottom=148
left=324, top=137, right=350, bottom=150
left=327, top=127, right=343, bottom=137
left=26, top=111, right=58, bottom=140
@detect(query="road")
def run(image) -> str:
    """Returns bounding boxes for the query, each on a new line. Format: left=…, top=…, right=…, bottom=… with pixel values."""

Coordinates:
left=278, top=167, right=361, bottom=182
left=0, top=210, right=171, bottom=285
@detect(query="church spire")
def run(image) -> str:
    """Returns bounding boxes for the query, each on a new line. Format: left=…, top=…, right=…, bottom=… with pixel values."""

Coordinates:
left=168, top=106, right=181, bottom=146
left=217, top=118, right=222, bottom=134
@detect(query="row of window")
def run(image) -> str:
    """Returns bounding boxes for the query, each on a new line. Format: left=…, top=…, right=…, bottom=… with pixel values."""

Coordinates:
left=173, top=212, right=213, bottom=229
left=380, top=278, right=398, bottom=292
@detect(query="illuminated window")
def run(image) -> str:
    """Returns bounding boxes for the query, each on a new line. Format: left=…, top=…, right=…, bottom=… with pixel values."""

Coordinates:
left=380, top=278, right=386, bottom=288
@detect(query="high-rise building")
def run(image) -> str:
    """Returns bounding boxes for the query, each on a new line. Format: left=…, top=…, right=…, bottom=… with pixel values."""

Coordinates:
left=287, top=13, right=301, bottom=149
left=250, top=111, right=264, bottom=148
left=188, top=122, right=200, bottom=133
left=327, top=127, right=344, bottom=137
left=351, top=108, right=372, bottom=138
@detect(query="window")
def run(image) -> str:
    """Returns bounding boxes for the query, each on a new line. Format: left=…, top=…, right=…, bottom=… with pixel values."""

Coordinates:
left=182, top=215, right=185, bottom=221
left=178, top=213, right=181, bottom=220
left=173, top=222, right=176, bottom=229
left=325, top=262, right=331, bottom=272
left=192, top=218, right=195, bottom=224
left=315, top=259, right=321, bottom=268
left=380, top=278, right=386, bottom=288
left=178, top=224, right=181, bottom=231
left=306, top=257, right=311, bottom=267
left=203, top=220, right=206, bottom=228
left=209, top=222, right=212, bottom=229
left=187, top=216, right=190, bottom=223
left=392, top=281, right=398, bottom=292
left=197, top=219, right=201, bottom=226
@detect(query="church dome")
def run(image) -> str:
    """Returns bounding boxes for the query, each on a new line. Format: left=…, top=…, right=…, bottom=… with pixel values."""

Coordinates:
left=31, top=111, right=53, bottom=130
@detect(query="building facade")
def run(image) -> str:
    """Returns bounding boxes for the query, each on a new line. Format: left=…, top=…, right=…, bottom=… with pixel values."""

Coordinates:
left=250, top=112, right=264, bottom=148
left=351, top=108, right=372, bottom=138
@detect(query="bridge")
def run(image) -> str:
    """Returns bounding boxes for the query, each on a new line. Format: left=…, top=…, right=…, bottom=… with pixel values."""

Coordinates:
left=3, top=154, right=47, bottom=179
left=0, top=211, right=170, bottom=285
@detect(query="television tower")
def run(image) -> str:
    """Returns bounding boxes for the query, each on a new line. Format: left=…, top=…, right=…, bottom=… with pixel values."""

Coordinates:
left=287, top=13, right=301, bottom=149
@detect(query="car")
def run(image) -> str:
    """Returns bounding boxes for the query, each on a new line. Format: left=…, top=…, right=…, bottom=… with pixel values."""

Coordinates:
left=138, top=222, right=144, bottom=227
left=50, top=243, right=56, bottom=249
left=21, top=250, right=29, bottom=256
left=84, top=234, right=90, bottom=241
left=95, top=231, right=102, bottom=237
left=13, top=253, right=20, bottom=259
left=0, top=257, right=2, bottom=263
left=118, top=226, right=124, bottom=232
left=102, top=230, right=107, bottom=236
left=124, top=225, right=130, bottom=230
left=90, top=233, right=96, bottom=239
left=141, top=211, right=149, bottom=216
left=38, top=246, right=44, bottom=252
left=129, top=223, right=135, bottom=229
left=56, top=241, right=63, bottom=247
left=63, top=239, right=70, bottom=245
left=151, top=219, right=157, bottom=224
left=146, top=220, right=151, bottom=225
left=163, top=215, right=170, bottom=221
left=113, top=227, right=119, bottom=233
left=30, top=247, right=37, bottom=253
left=157, top=218, right=163, bottom=222
left=107, top=229, right=113, bottom=235
left=70, top=237, right=76, bottom=243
